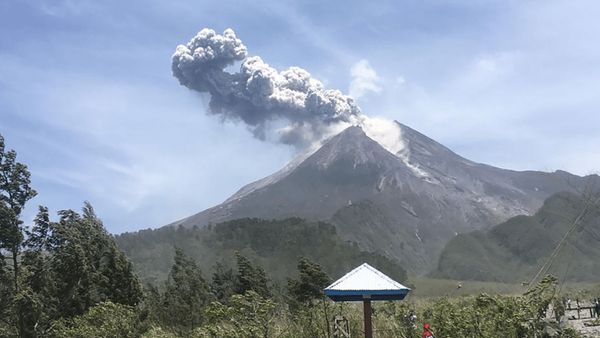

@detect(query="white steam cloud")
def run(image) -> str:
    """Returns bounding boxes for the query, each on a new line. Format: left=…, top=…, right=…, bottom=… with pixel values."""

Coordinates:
left=172, top=28, right=403, bottom=152
left=349, top=59, right=382, bottom=99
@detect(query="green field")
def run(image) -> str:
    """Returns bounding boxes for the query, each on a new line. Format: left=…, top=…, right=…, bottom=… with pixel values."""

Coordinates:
left=408, top=276, right=600, bottom=299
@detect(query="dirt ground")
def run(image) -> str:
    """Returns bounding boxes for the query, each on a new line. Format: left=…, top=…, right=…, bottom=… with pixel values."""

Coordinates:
left=564, top=306, right=600, bottom=338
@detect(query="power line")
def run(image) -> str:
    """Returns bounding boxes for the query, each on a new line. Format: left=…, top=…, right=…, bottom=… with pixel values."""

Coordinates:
left=527, top=188, right=600, bottom=290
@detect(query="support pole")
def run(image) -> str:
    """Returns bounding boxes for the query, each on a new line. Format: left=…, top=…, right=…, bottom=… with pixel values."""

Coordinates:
left=363, top=297, right=372, bottom=338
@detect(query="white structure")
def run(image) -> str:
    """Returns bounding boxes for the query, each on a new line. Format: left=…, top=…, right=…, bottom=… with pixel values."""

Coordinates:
left=324, top=263, right=411, bottom=338
left=324, top=263, right=410, bottom=301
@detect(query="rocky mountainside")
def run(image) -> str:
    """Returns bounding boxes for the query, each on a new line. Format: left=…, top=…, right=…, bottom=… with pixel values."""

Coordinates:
left=169, top=122, right=592, bottom=272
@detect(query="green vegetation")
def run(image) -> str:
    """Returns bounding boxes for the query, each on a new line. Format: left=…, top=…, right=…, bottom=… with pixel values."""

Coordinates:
left=409, top=276, right=600, bottom=301
left=0, top=134, right=142, bottom=337
left=24, top=270, right=586, bottom=338
left=50, top=302, right=144, bottom=338
left=158, top=248, right=212, bottom=335
left=115, top=217, right=407, bottom=286
left=435, top=191, right=600, bottom=282
left=408, top=276, right=525, bottom=298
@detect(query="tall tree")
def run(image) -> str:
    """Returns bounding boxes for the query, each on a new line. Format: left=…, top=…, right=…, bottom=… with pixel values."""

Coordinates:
left=287, top=257, right=331, bottom=305
left=234, top=253, right=271, bottom=298
left=15, top=206, right=57, bottom=338
left=161, top=248, right=212, bottom=334
left=211, top=261, right=236, bottom=302
left=0, top=243, right=12, bottom=334
left=287, top=257, right=333, bottom=338
left=80, top=202, right=143, bottom=307
left=13, top=203, right=144, bottom=336
left=0, top=134, right=37, bottom=337
left=0, top=134, right=37, bottom=292
left=48, top=204, right=143, bottom=318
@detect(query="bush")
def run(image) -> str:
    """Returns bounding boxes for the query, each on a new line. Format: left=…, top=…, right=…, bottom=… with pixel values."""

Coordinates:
left=50, top=302, right=141, bottom=338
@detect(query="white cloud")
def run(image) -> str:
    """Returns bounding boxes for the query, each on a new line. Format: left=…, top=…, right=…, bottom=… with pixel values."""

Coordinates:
left=349, top=59, right=382, bottom=99
left=451, top=52, right=520, bottom=94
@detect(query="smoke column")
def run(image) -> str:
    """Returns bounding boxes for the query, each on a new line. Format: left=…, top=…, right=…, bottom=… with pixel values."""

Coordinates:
left=172, top=28, right=406, bottom=156
left=172, top=28, right=373, bottom=147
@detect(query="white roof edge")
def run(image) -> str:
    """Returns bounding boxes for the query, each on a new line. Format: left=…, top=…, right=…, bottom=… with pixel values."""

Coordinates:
left=325, top=263, right=410, bottom=291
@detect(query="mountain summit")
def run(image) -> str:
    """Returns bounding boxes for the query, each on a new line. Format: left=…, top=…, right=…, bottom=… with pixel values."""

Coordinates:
left=170, top=122, right=590, bottom=272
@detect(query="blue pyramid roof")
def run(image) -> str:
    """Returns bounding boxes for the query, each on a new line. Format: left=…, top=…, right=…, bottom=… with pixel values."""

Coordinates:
left=324, top=263, right=410, bottom=301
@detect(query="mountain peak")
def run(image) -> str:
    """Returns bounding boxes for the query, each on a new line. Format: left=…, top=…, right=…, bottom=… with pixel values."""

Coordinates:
left=338, top=125, right=368, bottom=137
left=303, top=124, right=401, bottom=170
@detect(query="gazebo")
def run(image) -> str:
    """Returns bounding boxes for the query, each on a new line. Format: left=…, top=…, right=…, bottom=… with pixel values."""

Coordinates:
left=324, top=263, right=411, bottom=338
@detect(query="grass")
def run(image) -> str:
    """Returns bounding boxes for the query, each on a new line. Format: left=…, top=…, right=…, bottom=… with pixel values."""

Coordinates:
left=406, top=276, right=600, bottom=299
left=407, top=276, right=524, bottom=299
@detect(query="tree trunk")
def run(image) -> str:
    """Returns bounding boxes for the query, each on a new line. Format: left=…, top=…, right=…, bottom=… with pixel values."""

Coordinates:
left=12, top=246, right=18, bottom=292
left=322, top=300, right=331, bottom=338
left=13, top=243, right=26, bottom=338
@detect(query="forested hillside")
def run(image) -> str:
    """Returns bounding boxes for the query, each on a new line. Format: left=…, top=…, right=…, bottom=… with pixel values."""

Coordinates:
left=435, top=191, right=600, bottom=282
left=115, top=217, right=407, bottom=286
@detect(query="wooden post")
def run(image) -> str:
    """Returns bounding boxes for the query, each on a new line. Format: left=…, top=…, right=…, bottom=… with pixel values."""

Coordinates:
left=333, top=316, right=350, bottom=338
left=363, top=297, right=373, bottom=338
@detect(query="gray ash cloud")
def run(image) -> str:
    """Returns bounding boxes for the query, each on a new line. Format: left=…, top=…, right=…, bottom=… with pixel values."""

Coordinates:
left=172, top=28, right=364, bottom=147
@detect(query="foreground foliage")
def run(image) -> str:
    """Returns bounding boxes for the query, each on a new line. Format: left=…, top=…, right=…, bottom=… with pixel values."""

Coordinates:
left=48, top=276, right=584, bottom=338
left=1, top=134, right=142, bottom=337
left=50, top=302, right=142, bottom=338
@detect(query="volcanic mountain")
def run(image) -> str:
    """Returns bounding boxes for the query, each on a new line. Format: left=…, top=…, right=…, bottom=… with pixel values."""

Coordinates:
left=169, top=122, right=591, bottom=272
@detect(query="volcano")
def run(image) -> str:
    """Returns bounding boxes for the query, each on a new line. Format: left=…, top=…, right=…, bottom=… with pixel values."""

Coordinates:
left=169, top=122, right=591, bottom=272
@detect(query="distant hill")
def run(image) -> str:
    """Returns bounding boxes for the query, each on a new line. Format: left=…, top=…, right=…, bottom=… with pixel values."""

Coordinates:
left=165, top=123, right=594, bottom=273
left=434, top=191, right=600, bottom=282
left=115, top=217, right=407, bottom=286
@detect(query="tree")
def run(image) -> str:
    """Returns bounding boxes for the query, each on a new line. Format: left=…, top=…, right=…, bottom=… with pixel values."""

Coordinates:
left=12, top=203, right=144, bottom=336
left=0, top=253, right=11, bottom=332
left=211, top=262, right=236, bottom=302
left=287, top=258, right=332, bottom=338
left=287, top=257, right=331, bottom=305
left=0, top=134, right=37, bottom=336
left=0, top=134, right=37, bottom=292
left=161, top=248, right=212, bottom=334
left=80, top=203, right=143, bottom=308
left=47, top=204, right=143, bottom=319
left=13, top=207, right=57, bottom=338
left=234, top=253, right=271, bottom=298
left=0, top=135, right=144, bottom=336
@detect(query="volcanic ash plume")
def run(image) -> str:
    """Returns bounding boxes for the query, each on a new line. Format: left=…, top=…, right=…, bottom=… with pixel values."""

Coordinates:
left=172, top=28, right=367, bottom=148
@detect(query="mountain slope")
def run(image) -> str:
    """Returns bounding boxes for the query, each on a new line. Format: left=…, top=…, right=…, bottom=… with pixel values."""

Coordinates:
left=434, top=191, right=600, bottom=282
left=115, top=217, right=407, bottom=286
left=167, top=122, right=593, bottom=272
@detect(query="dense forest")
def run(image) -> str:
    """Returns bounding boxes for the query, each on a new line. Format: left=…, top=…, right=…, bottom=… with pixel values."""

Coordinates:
left=115, top=217, right=407, bottom=286
left=0, top=134, right=591, bottom=337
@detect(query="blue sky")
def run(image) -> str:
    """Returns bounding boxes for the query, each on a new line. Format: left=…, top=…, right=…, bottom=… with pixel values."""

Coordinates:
left=1, top=0, right=600, bottom=233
